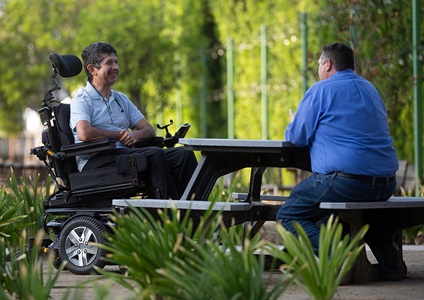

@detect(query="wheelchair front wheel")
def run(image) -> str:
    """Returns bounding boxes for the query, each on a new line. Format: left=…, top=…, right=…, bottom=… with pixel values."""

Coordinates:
left=59, top=216, right=107, bottom=275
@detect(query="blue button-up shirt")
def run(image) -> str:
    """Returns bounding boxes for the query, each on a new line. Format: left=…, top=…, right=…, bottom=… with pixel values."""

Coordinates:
left=70, top=82, right=145, bottom=171
left=285, top=70, right=398, bottom=176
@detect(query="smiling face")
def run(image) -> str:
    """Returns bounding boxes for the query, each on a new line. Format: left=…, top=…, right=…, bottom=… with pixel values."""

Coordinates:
left=88, top=52, right=119, bottom=90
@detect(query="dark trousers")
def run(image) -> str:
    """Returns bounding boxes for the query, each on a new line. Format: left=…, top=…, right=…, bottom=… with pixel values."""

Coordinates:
left=83, top=146, right=197, bottom=200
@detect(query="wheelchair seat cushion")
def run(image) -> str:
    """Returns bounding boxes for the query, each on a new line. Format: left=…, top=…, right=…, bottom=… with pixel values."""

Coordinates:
left=68, top=153, right=149, bottom=192
left=68, top=166, right=132, bottom=191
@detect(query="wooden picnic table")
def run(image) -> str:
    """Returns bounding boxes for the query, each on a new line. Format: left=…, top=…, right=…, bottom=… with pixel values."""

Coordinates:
left=113, top=138, right=310, bottom=233
left=114, top=138, right=424, bottom=284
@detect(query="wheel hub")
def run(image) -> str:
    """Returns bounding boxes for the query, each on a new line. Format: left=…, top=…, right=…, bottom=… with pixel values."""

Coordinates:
left=64, top=226, right=99, bottom=267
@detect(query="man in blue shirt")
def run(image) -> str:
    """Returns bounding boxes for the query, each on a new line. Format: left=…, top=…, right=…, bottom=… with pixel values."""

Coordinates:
left=276, top=42, right=398, bottom=254
left=70, top=42, right=197, bottom=200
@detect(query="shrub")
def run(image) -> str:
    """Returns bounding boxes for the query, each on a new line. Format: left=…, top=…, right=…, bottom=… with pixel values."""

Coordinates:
left=0, top=230, right=65, bottom=300
left=0, top=170, right=65, bottom=300
left=265, top=215, right=368, bottom=300
left=96, top=202, right=295, bottom=299
left=0, top=188, right=28, bottom=244
left=6, top=169, right=51, bottom=237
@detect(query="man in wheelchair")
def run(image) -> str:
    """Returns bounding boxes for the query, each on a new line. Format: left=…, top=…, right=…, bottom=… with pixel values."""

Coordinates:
left=29, top=42, right=198, bottom=275
left=71, top=41, right=197, bottom=200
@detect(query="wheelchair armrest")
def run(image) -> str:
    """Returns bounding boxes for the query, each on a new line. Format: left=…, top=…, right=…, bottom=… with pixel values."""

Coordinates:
left=134, top=123, right=191, bottom=149
left=61, top=138, right=116, bottom=156
left=163, top=123, right=191, bottom=148
left=134, top=136, right=165, bottom=148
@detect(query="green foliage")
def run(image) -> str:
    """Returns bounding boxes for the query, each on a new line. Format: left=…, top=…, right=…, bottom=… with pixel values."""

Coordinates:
left=0, top=188, right=27, bottom=242
left=0, top=0, right=420, bottom=160
left=0, top=0, right=213, bottom=137
left=210, top=0, right=307, bottom=140
left=266, top=215, right=368, bottom=300
left=0, top=168, right=49, bottom=244
left=0, top=170, right=63, bottom=299
left=5, top=169, right=51, bottom=238
left=208, top=171, right=244, bottom=201
left=96, top=203, right=294, bottom=299
left=97, top=204, right=221, bottom=296
left=0, top=231, right=65, bottom=300
left=153, top=229, right=292, bottom=300
left=403, top=224, right=424, bottom=244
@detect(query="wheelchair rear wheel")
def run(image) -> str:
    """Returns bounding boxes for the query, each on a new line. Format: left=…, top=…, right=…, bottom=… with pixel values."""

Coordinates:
left=59, top=216, right=107, bottom=275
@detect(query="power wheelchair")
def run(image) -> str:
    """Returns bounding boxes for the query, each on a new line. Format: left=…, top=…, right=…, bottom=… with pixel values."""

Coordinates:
left=30, top=53, right=190, bottom=274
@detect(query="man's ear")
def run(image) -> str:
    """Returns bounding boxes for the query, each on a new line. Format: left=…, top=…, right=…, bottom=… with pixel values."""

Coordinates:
left=87, top=64, right=96, bottom=75
left=325, top=59, right=333, bottom=72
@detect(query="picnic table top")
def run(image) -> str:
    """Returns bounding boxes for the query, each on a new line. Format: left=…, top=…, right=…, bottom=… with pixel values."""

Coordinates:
left=179, top=138, right=303, bottom=153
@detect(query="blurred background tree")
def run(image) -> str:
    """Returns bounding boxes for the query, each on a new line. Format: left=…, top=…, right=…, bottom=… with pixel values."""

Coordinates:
left=0, top=0, right=422, bottom=163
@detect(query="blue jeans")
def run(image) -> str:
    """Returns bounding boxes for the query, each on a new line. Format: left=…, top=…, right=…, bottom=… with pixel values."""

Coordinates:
left=276, top=173, right=396, bottom=255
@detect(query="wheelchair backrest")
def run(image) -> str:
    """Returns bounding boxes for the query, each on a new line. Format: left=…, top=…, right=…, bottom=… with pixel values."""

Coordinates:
left=53, top=103, right=78, bottom=174
left=53, top=103, right=75, bottom=147
left=40, top=102, right=78, bottom=188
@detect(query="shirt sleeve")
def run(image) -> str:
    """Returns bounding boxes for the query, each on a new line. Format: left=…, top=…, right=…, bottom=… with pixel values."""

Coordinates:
left=70, top=93, right=91, bottom=132
left=126, top=100, right=144, bottom=129
left=284, top=84, right=321, bottom=147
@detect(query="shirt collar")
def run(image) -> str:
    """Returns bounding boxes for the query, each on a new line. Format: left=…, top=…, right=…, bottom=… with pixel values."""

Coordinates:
left=85, top=81, right=114, bottom=101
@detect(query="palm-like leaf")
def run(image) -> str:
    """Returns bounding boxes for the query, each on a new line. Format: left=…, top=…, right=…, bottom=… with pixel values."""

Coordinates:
left=266, top=215, right=368, bottom=300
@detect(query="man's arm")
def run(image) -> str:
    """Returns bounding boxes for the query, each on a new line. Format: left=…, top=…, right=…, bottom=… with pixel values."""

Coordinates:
left=75, top=118, right=156, bottom=147
left=284, top=88, right=320, bottom=147
left=75, top=120, right=122, bottom=142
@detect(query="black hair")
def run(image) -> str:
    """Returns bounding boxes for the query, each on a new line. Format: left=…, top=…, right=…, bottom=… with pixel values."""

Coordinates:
left=321, top=42, right=355, bottom=71
left=81, top=42, right=118, bottom=82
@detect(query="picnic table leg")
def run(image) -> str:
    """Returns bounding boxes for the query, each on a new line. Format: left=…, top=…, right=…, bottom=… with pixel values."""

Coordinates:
left=363, top=210, right=407, bottom=281
left=337, top=210, right=379, bottom=284
left=241, top=167, right=267, bottom=203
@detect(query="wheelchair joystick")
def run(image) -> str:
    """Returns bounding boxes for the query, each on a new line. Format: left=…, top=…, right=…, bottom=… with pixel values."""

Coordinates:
left=156, top=119, right=173, bottom=138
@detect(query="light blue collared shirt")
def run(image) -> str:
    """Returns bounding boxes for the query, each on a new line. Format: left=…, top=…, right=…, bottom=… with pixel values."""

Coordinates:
left=70, top=82, right=144, bottom=171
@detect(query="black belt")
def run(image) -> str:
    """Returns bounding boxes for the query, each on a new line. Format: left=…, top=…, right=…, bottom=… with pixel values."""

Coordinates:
left=335, top=172, right=396, bottom=184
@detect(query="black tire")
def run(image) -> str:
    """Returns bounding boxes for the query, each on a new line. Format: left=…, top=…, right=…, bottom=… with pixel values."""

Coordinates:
left=52, top=249, right=65, bottom=270
left=59, top=216, right=107, bottom=275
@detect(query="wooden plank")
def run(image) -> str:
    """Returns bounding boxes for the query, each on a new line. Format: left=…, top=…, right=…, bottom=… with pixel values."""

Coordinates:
left=320, top=197, right=424, bottom=210
left=112, top=199, right=251, bottom=211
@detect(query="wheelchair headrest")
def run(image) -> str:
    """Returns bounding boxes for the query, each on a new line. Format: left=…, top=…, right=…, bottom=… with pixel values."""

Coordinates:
left=49, top=53, right=82, bottom=78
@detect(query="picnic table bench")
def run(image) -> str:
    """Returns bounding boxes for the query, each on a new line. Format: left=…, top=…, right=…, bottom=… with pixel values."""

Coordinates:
left=232, top=193, right=424, bottom=283
left=320, top=197, right=424, bottom=283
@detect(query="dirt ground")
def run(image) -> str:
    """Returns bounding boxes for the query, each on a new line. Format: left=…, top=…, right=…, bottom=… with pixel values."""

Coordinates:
left=46, top=245, right=424, bottom=300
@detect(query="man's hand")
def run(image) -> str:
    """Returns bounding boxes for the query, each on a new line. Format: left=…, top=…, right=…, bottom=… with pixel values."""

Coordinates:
left=118, top=119, right=156, bottom=147
left=289, top=109, right=296, bottom=122
left=119, top=129, right=138, bottom=147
